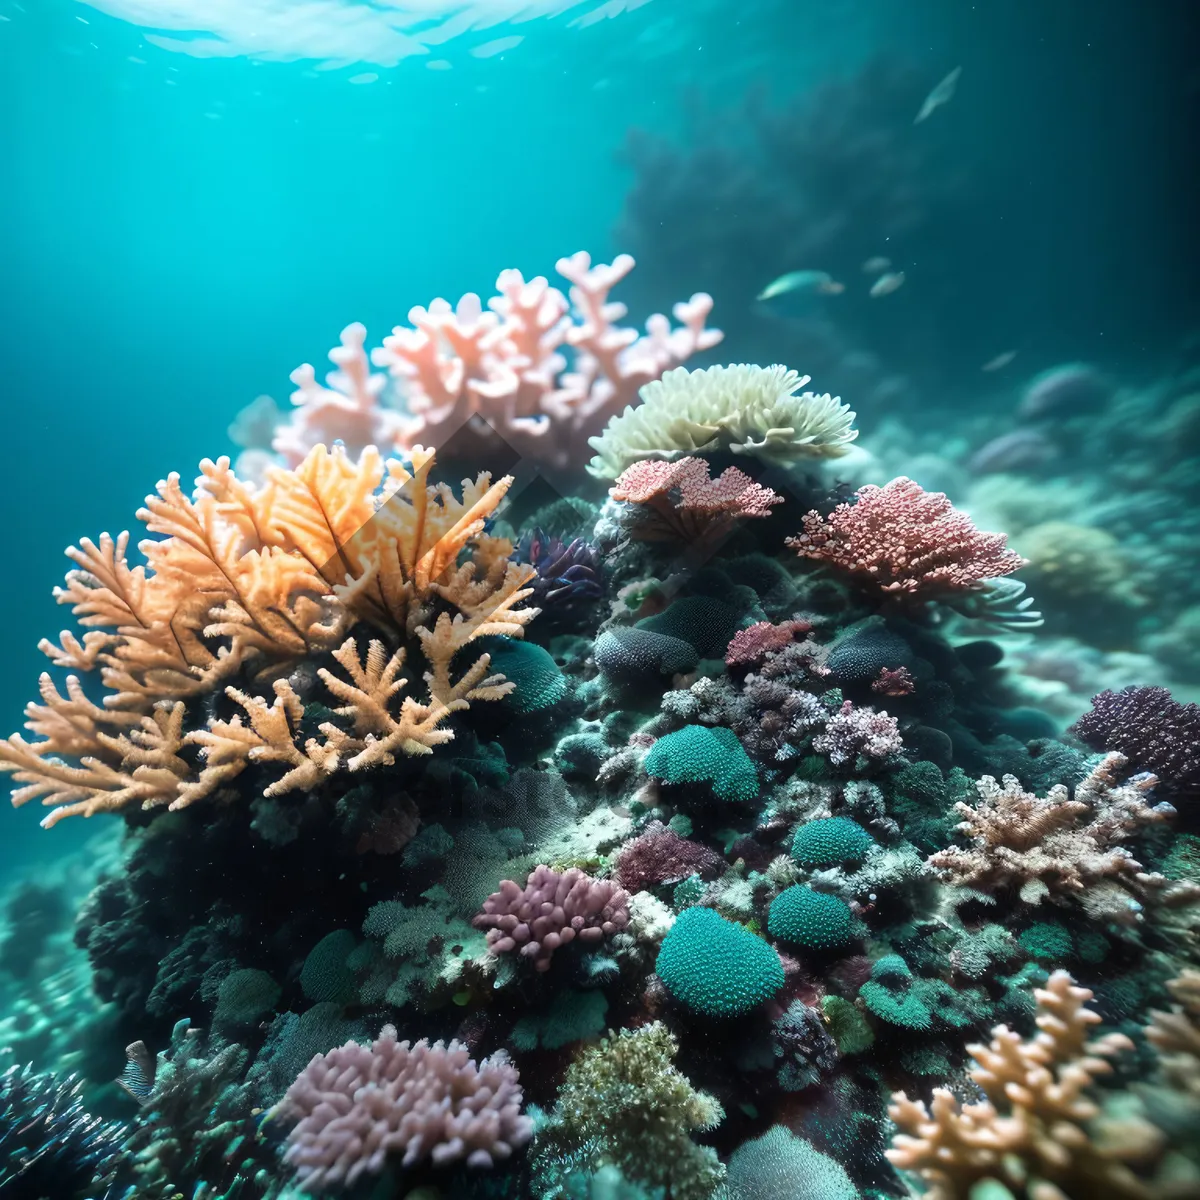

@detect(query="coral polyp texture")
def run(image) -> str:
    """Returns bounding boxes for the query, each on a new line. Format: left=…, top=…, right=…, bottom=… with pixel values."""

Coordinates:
left=3, top=257, right=1200, bottom=1200
left=789, top=476, right=1026, bottom=599
left=587, top=362, right=858, bottom=478
left=278, top=1026, right=532, bottom=1188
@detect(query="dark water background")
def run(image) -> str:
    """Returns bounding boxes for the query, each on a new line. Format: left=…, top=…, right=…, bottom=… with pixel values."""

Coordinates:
left=1, top=0, right=1197, bottom=874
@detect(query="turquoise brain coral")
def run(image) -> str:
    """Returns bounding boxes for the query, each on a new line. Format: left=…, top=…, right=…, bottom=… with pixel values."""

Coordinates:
left=655, top=906, right=784, bottom=1017
left=790, top=817, right=875, bottom=868
left=473, top=635, right=567, bottom=713
left=767, top=886, right=856, bottom=951
left=644, top=725, right=759, bottom=803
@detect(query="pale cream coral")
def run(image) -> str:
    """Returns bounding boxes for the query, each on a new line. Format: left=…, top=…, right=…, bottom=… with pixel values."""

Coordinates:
left=887, top=971, right=1156, bottom=1200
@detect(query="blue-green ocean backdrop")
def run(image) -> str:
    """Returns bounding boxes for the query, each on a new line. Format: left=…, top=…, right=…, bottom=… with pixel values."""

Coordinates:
left=1, top=0, right=1196, bottom=876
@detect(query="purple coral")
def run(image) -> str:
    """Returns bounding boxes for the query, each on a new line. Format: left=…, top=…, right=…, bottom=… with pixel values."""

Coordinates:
left=1073, top=686, right=1200, bottom=796
left=812, top=701, right=903, bottom=767
left=514, top=528, right=603, bottom=608
left=279, top=1026, right=532, bottom=1189
left=613, top=822, right=725, bottom=890
left=473, top=865, right=630, bottom=971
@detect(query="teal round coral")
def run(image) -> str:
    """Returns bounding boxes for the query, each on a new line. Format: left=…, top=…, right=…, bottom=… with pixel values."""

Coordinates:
left=644, top=725, right=758, bottom=803
left=767, top=886, right=856, bottom=951
left=655, top=907, right=783, bottom=1017
left=790, top=817, right=875, bottom=867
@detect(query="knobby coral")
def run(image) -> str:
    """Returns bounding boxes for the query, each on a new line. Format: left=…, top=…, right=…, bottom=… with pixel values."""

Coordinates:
left=588, top=363, right=857, bottom=479
left=788, top=476, right=1025, bottom=598
left=278, top=1026, right=532, bottom=1189
left=611, top=456, right=783, bottom=545
left=0, top=444, right=539, bottom=825
left=473, top=865, right=631, bottom=971
left=887, top=971, right=1158, bottom=1200
left=1073, top=686, right=1200, bottom=797
left=928, top=753, right=1179, bottom=920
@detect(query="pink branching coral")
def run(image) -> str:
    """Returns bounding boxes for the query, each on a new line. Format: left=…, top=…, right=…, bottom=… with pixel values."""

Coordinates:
left=787, top=476, right=1025, bottom=598
left=278, top=1025, right=532, bottom=1189
left=339, top=252, right=719, bottom=471
left=928, top=753, right=1183, bottom=920
left=611, top=457, right=783, bottom=544
left=811, top=701, right=902, bottom=767
left=725, top=620, right=813, bottom=669
left=613, top=822, right=726, bottom=891
left=473, top=865, right=631, bottom=971
left=887, top=971, right=1154, bottom=1200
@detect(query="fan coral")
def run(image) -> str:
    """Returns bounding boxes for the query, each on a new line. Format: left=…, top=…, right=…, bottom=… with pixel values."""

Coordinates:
left=587, top=363, right=857, bottom=479
left=278, top=1026, right=532, bottom=1189
left=473, top=865, right=631, bottom=971
left=928, top=753, right=1177, bottom=918
left=611, top=456, right=783, bottom=545
left=0, top=445, right=538, bottom=825
left=1073, top=686, right=1200, bottom=796
left=530, top=1022, right=725, bottom=1200
left=788, top=476, right=1025, bottom=598
left=811, top=700, right=903, bottom=767
left=887, top=971, right=1154, bottom=1200
left=365, top=251, right=721, bottom=471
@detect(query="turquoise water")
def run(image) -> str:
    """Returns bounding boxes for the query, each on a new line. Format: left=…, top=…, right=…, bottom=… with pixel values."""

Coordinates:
left=1, top=3, right=1198, bottom=1198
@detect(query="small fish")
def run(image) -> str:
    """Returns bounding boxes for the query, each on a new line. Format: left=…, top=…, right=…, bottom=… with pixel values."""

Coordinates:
left=861, top=256, right=892, bottom=274
left=757, top=270, right=844, bottom=301
left=869, top=271, right=905, bottom=298
left=982, top=350, right=1018, bottom=372
left=914, top=66, right=962, bottom=124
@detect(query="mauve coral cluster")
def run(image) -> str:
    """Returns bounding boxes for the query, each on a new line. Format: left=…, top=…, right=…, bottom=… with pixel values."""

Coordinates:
left=474, top=865, right=631, bottom=971
left=611, top=456, right=783, bottom=544
left=725, top=620, right=812, bottom=669
left=1073, top=685, right=1200, bottom=796
left=811, top=701, right=903, bottom=767
left=614, top=822, right=726, bottom=891
left=279, top=1026, right=533, bottom=1189
left=788, top=476, right=1026, bottom=599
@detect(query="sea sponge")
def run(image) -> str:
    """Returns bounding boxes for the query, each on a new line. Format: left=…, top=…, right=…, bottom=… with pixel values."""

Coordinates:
left=767, top=886, right=856, bottom=951
left=645, top=725, right=759, bottom=804
left=594, top=627, right=699, bottom=685
left=655, top=906, right=784, bottom=1017
left=726, top=1125, right=859, bottom=1200
left=587, top=363, right=857, bottom=478
left=790, top=817, right=875, bottom=868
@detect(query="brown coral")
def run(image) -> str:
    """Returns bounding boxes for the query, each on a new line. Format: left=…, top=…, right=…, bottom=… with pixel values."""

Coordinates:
left=1, top=445, right=537, bottom=826
left=928, top=753, right=1177, bottom=919
left=887, top=971, right=1157, bottom=1200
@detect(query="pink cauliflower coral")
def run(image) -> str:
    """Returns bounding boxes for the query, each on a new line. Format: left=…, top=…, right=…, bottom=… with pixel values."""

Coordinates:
left=812, top=701, right=903, bottom=767
left=474, top=865, right=630, bottom=971
left=787, top=476, right=1025, bottom=598
left=612, top=456, right=783, bottom=544
left=725, top=619, right=813, bottom=669
left=279, top=1026, right=532, bottom=1189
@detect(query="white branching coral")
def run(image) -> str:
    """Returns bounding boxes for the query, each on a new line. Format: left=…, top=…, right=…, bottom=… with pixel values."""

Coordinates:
left=587, top=362, right=857, bottom=479
left=928, top=754, right=1180, bottom=920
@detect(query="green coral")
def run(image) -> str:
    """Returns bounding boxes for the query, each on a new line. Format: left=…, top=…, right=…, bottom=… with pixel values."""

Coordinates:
left=512, top=990, right=609, bottom=1051
left=587, top=363, right=857, bottom=478
left=656, top=907, right=784, bottom=1017
left=638, top=596, right=745, bottom=658
left=474, top=635, right=567, bottom=713
left=725, top=1125, right=859, bottom=1200
left=859, top=956, right=931, bottom=1031
left=299, top=930, right=357, bottom=1005
left=790, top=817, right=875, bottom=868
left=212, top=969, right=280, bottom=1031
left=644, top=725, right=759, bottom=804
left=1018, top=921, right=1074, bottom=962
left=767, top=887, right=856, bottom=951
left=530, top=1022, right=726, bottom=1200
left=820, top=994, right=875, bottom=1055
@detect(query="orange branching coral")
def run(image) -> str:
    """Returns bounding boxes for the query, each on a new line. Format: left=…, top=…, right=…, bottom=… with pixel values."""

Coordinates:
left=928, top=753, right=1178, bottom=920
left=887, top=971, right=1157, bottom=1200
left=0, top=444, right=538, bottom=826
